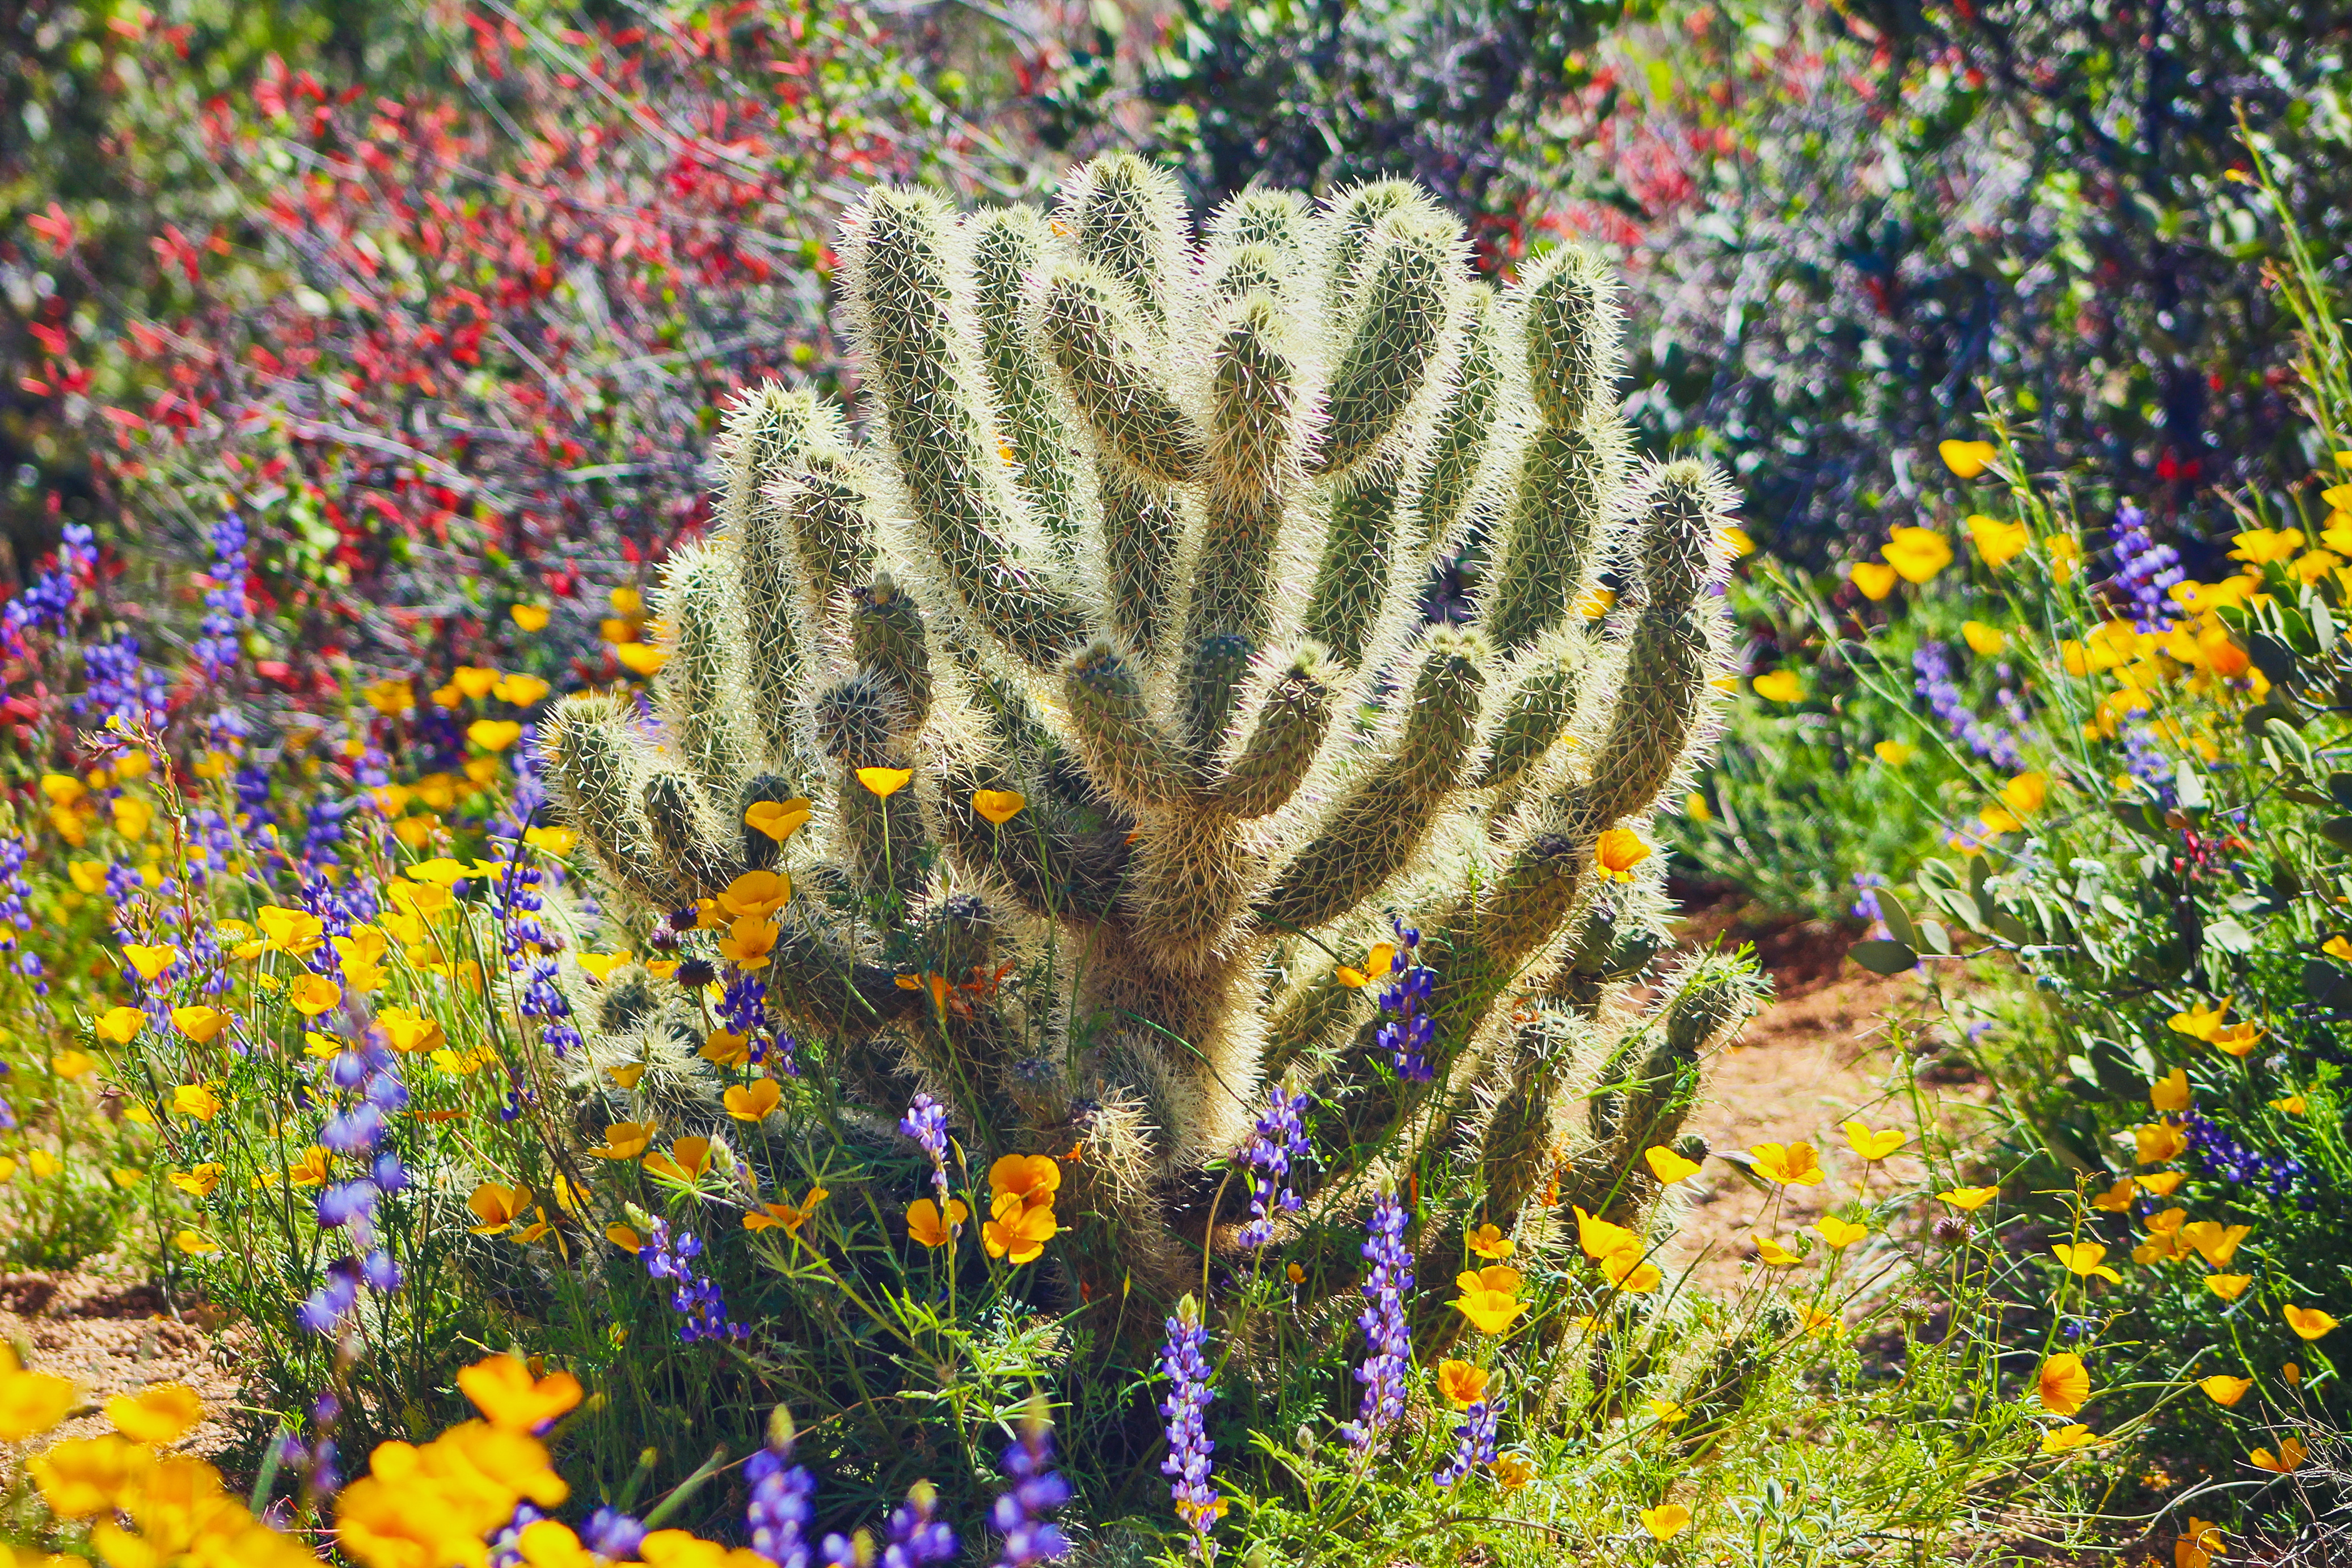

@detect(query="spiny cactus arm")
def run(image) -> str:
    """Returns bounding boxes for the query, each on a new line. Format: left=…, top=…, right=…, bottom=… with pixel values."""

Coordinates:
left=1053, top=151, right=1189, bottom=329
left=1253, top=628, right=1487, bottom=933
left=1063, top=642, right=1194, bottom=814
left=1476, top=248, right=1629, bottom=653
left=1176, top=633, right=1256, bottom=763
left=1477, top=1016, right=1568, bottom=1232
left=720, top=387, right=858, bottom=771
left=837, top=188, right=1088, bottom=671
left=1259, top=965, right=1371, bottom=1082
left=539, top=694, right=675, bottom=914
left=1561, top=462, right=1734, bottom=834
left=641, top=769, right=732, bottom=903
left=1207, top=188, right=1312, bottom=263
left=1183, top=291, right=1311, bottom=690
left=1303, top=477, right=1399, bottom=669
left=932, top=758, right=1129, bottom=923
left=1320, top=181, right=1423, bottom=310
left=651, top=542, right=753, bottom=807
left=1206, top=644, right=1336, bottom=819
left=763, top=919, right=932, bottom=1038
left=1475, top=629, right=1591, bottom=789
left=969, top=210, right=1087, bottom=546
left=848, top=574, right=931, bottom=720
left=776, top=458, right=880, bottom=622
left=1099, top=466, right=1185, bottom=661
left=1311, top=213, right=1463, bottom=480
left=1418, top=284, right=1507, bottom=554
left=1037, top=268, right=1203, bottom=487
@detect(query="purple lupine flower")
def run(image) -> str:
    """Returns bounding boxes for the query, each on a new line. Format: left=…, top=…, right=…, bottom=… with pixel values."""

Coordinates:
left=989, top=1411, right=1072, bottom=1565
left=746, top=1431, right=818, bottom=1567
left=641, top=1219, right=746, bottom=1343
left=1234, top=1081, right=1311, bottom=1250
left=880, top=1480, right=957, bottom=1567
left=721, top=971, right=769, bottom=1037
left=1340, top=1190, right=1414, bottom=1453
left=298, top=1260, right=361, bottom=1335
left=2109, top=504, right=2182, bottom=633
left=1913, top=643, right=2023, bottom=770
left=2184, top=1111, right=2309, bottom=1202
left=582, top=1508, right=647, bottom=1560
left=900, top=1093, right=953, bottom=1212
left=1434, top=1394, right=1502, bottom=1489
left=490, top=1504, right=548, bottom=1568
left=1376, top=924, right=1437, bottom=1083
left=75, top=633, right=170, bottom=730
left=315, top=1181, right=378, bottom=1229
left=1, top=522, right=95, bottom=658
left=191, top=512, right=250, bottom=685
left=1849, top=871, right=1886, bottom=925
left=1159, top=1302, right=1221, bottom=1557
left=819, top=1533, right=865, bottom=1566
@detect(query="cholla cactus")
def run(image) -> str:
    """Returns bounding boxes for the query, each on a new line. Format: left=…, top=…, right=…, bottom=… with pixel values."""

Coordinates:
left=541, top=155, right=1760, bottom=1321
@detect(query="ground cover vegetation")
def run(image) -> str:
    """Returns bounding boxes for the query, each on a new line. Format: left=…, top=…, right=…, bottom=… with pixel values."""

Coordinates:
left=0, top=0, right=2346, bottom=1561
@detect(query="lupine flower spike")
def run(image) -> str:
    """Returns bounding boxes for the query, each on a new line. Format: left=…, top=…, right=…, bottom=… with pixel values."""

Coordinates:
left=1341, top=1190, right=1415, bottom=1455
left=1159, top=1295, right=1222, bottom=1557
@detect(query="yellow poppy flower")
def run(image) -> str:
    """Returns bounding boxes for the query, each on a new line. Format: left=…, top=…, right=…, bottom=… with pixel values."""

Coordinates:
left=2283, top=1304, right=2338, bottom=1341
left=589, top=1122, right=657, bottom=1160
left=717, top=916, right=780, bottom=971
left=1873, top=739, right=1914, bottom=765
left=2148, top=1068, right=2191, bottom=1114
left=2270, top=1094, right=2307, bottom=1115
left=170, top=1164, right=223, bottom=1198
left=856, top=766, right=914, bottom=797
left=643, top=1137, right=716, bottom=1182
left=173, top=1231, right=219, bottom=1256
left=1435, top=1359, right=1489, bottom=1409
left=1335, top=941, right=1396, bottom=988
left=2198, top=1374, right=2253, bottom=1408
left=745, top=1185, right=829, bottom=1235
left=724, top=1079, right=783, bottom=1122
left=1467, top=1223, right=1514, bottom=1260
left=745, top=798, right=813, bottom=843
left=93, top=1005, right=145, bottom=1045
left=2178, top=1221, right=2250, bottom=1270
left=2001, top=772, right=2047, bottom=814
left=989, top=1153, right=1062, bottom=1210
left=1644, top=1145, right=1702, bottom=1184
left=972, top=789, right=1027, bottom=826
left=524, top=825, right=579, bottom=856
left=2089, top=1177, right=2137, bottom=1213
left=171, top=1084, right=220, bottom=1121
left=2134, top=1122, right=2188, bottom=1164
left=1961, top=620, right=2008, bottom=657
left=456, top=1354, right=584, bottom=1432
left=2176, top=1518, right=2223, bottom=1568
left=575, top=952, right=634, bottom=982
left=1966, top=514, right=2030, bottom=567
left=121, top=943, right=180, bottom=983
left=606, top=1224, right=643, bottom=1252
left=1748, top=1141, right=1826, bottom=1186
left=2248, top=1436, right=2307, bottom=1474
left=2210, top=1021, right=2264, bottom=1058
left=1849, top=560, right=1899, bottom=599
left=467, top=720, right=523, bottom=753
left=2049, top=1241, right=2121, bottom=1283
left=1751, top=1233, right=1802, bottom=1267
left=1815, top=1215, right=1868, bottom=1249
left=1751, top=669, right=1804, bottom=703
left=1937, top=1185, right=1999, bottom=1211
left=1841, top=1121, right=1905, bottom=1161
left=2039, top=1424, right=2097, bottom=1455
left=906, top=1197, right=969, bottom=1248
left=1599, top=1246, right=1662, bottom=1294
left=510, top=604, right=552, bottom=632
left=1939, top=439, right=1996, bottom=478
left=700, top=1029, right=752, bottom=1068
left=377, top=1007, right=446, bottom=1055
left=2037, top=1353, right=2091, bottom=1415
left=615, top=642, right=668, bottom=676
left=50, top=1050, right=95, bottom=1080
left=983, top=1190, right=1059, bottom=1263
left=2205, top=1274, right=2252, bottom=1301
left=1639, top=1503, right=1692, bottom=1541
left=1881, top=527, right=1953, bottom=584
left=106, top=1383, right=205, bottom=1447
left=289, top=975, right=343, bottom=1018
left=1595, top=828, right=1650, bottom=882
left=466, top=1182, right=533, bottom=1235
left=1451, top=1286, right=1527, bottom=1335
left=1643, top=1397, right=1686, bottom=1423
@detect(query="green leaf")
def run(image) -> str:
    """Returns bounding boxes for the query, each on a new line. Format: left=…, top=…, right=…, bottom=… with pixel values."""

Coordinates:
left=2205, top=917, right=2256, bottom=954
left=1848, top=939, right=1919, bottom=975
left=2323, top=818, right=2352, bottom=853
left=1874, top=889, right=1924, bottom=951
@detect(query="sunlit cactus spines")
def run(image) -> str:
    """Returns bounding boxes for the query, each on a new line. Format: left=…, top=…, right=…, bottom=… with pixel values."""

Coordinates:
left=538, top=155, right=1763, bottom=1329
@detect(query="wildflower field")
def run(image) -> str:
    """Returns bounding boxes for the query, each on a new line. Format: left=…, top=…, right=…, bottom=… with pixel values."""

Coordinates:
left=0, top=2, right=2346, bottom=1564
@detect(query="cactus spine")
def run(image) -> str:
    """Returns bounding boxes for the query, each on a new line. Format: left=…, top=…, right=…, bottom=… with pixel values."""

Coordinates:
left=541, top=158, right=1760, bottom=1330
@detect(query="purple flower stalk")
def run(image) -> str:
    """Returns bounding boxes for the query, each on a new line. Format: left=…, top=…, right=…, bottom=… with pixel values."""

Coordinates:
left=1234, top=1082, right=1311, bottom=1250
left=1340, top=1190, right=1414, bottom=1453
left=641, top=1219, right=746, bottom=1343
left=881, top=1480, right=957, bottom=1567
left=900, top=1093, right=953, bottom=1212
left=1159, top=1304, right=1221, bottom=1557
left=1434, top=1394, right=1502, bottom=1489
left=2109, top=504, right=2182, bottom=633
left=989, top=1413, right=1072, bottom=1566
left=1376, top=924, right=1437, bottom=1083
left=747, top=1435, right=817, bottom=1567
left=1913, top=643, right=2023, bottom=770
